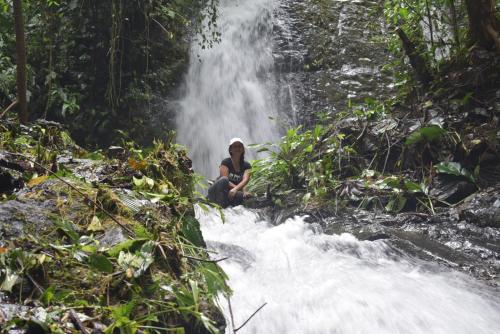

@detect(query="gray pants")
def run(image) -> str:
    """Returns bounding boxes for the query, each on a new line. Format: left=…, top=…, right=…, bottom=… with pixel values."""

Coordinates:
left=207, top=176, right=244, bottom=208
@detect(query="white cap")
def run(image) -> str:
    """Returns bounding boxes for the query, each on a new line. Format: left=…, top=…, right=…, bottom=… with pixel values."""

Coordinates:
left=228, top=137, right=244, bottom=147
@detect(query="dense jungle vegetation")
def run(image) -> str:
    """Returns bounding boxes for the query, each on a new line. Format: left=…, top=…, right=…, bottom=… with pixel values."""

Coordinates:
left=1, top=0, right=219, bottom=146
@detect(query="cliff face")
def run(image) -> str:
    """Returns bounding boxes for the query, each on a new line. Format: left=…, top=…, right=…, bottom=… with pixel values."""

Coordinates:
left=273, top=0, right=396, bottom=128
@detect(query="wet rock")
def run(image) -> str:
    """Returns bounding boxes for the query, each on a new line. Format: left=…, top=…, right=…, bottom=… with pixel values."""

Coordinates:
left=98, top=227, right=128, bottom=248
left=0, top=168, right=23, bottom=194
left=430, top=175, right=477, bottom=204
left=273, top=0, right=395, bottom=127
left=455, top=186, right=500, bottom=228
left=207, top=241, right=256, bottom=270
left=0, top=303, right=30, bottom=323
left=56, top=157, right=115, bottom=183
left=107, top=146, right=126, bottom=158
left=0, top=198, right=55, bottom=241
left=244, top=195, right=273, bottom=209
left=264, top=194, right=500, bottom=285
left=0, top=151, right=32, bottom=174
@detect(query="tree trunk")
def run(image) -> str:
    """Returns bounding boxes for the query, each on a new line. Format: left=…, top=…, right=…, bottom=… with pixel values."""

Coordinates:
left=396, top=28, right=433, bottom=86
left=13, top=0, right=28, bottom=124
left=465, top=0, right=500, bottom=53
left=448, top=0, right=461, bottom=50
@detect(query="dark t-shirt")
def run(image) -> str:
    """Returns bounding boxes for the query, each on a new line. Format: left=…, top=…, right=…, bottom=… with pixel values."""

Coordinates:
left=221, top=158, right=251, bottom=185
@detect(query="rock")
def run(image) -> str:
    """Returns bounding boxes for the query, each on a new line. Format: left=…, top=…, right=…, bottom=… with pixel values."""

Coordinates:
left=0, top=168, right=23, bottom=194
left=430, top=175, right=477, bottom=204
left=273, top=0, right=395, bottom=126
left=0, top=198, right=55, bottom=240
left=455, top=186, right=500, bottom=228
left=107, top=146, right=126, bottom=158
left=98, top=227, right=128, bottom=248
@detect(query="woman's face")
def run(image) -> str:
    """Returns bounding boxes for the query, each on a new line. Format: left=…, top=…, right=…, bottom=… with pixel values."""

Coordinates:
left=230, top=142, right=244, bottom=157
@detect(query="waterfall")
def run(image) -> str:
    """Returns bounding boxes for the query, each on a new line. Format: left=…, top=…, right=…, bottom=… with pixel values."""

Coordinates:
left=198, top=206, right=500, bottom=334
left=176, top=0, right=278, bottom=179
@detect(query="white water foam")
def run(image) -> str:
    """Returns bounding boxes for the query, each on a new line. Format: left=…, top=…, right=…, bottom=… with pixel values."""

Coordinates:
left=198, top=206, right=500, bottom=334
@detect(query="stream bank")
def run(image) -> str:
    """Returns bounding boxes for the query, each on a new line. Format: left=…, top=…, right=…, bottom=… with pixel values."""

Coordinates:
left=0, top=119, right=227, bottom=333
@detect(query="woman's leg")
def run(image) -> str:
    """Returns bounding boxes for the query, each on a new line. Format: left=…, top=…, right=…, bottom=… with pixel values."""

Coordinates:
left=207, top=177, right=229, bottom=208
left=229, top=191, right=244, bottom=206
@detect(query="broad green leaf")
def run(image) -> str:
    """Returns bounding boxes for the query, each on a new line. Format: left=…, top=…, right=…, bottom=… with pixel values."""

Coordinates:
left=182, top=216, right=205, bottom=247
left=385, top=195, right=407, bottom=213
left=132, top=176, right=144, bottom=187
left=404, top=181, right=422, bottom=192
left=198, top=262, right=229, bottom=297
left=383, top=177, right=402, bottom=189
left=87, top=216, right=104, bottom=232
left=53, top=219, right=79, bottom=242
left=302, top=192, right=311, bottom=204
left=108, top=239, right=146, bottom=257
left=435, top=162, right=475, bottom=183
left=89, top=254, right=113, bottom=273
left=145, top=176, right=155, bottom=189
left=0, top=269, right=19, bottom=292
left=399, top=7, right=409, bottom=19
left=41, top=286, right=55, bottom=306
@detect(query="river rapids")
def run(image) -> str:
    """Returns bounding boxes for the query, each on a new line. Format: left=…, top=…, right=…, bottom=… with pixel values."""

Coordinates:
left=198, top=206, right=500, bottom=334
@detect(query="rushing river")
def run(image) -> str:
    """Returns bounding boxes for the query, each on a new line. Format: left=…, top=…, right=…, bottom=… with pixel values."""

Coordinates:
left=198, top=206, right=500, bottom=334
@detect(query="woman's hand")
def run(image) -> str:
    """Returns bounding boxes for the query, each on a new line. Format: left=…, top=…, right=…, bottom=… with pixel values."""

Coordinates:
left=243, top=191, right=252, bottom=199
left=228, top=188, right=238, bottom=199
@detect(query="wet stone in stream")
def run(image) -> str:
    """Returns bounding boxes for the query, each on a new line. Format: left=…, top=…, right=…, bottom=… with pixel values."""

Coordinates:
left=273, top=0, right=396, bottom=127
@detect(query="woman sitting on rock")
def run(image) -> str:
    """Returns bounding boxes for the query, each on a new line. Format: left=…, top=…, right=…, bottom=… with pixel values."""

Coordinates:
left=207, top=138, right=252, bottom=208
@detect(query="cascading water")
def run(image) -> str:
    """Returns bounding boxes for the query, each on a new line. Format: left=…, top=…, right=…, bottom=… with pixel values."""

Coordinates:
left=176, top=0, right=500, bottom=333
left=198, top=207, right=500, bottom=334
left=177, top=0, right=278, bottom=179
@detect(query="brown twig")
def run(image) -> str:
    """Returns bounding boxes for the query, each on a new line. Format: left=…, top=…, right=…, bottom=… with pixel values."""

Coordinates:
left=355, top=121, right=368, bottom=143
left=234, top=302, right=267, bottom=332
left=1, top=100, right=18, bottom=119
left=25, top=273, right=44, bottom=294
left=227, top=296, right=236, bottom=334
left=182, top=255, right=228, bottom=263
left=10, top=152, right=135, bottom=236
left=69, top=310, right=90, bottom=334
left=382, top=133, right=392, bottom=175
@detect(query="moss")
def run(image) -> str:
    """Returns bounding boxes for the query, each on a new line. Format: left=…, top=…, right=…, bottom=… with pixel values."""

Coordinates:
left=97, top=187, right=134, bottom=218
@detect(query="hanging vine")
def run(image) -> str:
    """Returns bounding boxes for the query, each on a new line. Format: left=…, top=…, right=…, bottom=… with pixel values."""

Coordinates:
left=106, top=0, right=123, bottom=115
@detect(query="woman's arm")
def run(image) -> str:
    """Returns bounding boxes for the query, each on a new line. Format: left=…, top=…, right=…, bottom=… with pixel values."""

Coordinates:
left=219, top=165, right=238, bottom=189
left=228, top=169, right=251, bottom=198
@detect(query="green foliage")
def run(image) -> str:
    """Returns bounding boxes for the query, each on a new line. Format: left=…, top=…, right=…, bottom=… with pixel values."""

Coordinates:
left=352, top=97, right=387, bottom=121
left=405, top=125, right=447, bottom=145
left=0, top=119, right=227, bottom=333
left=435, top=161, right=475, bottom=183
left=0, top=248, right=41, bottom=292
left=249, top=125, right=342, bottom=199
left=88, top=254, right=114, bottom=274
left=382, top=0, right=471, bottom=92
left=106, top=301, right=139, bottom=334
left=182, top=215, right=205, bottom=247
left=384, top=0, right=468, bottom=60
left=0, top=0, right=221, bottom=147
